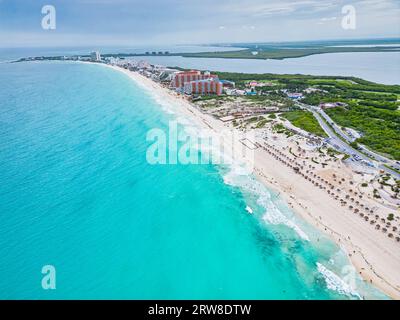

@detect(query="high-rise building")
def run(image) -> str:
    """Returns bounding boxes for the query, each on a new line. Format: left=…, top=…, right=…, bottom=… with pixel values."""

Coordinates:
left=184, top=78, right=223, bottom=96
left=90, top=51, right=101, bottom=62
left=172, top=70, right=217, bottom=88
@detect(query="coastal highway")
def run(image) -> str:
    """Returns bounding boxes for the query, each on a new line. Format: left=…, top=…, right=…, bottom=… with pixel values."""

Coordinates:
left=315, top=106, right=400, bottom=171
left=296, top=102, right=400, bottom=179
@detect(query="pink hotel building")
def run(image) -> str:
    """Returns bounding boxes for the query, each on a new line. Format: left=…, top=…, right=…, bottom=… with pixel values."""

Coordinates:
left=172, top=70, right=223, bottom=95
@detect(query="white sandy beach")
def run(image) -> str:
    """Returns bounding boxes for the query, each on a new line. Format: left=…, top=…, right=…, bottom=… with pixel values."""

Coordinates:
left=105, top=64, right=400, bottom=299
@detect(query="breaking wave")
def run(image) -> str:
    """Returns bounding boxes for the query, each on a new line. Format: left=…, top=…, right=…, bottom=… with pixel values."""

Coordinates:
left=223, top=164, right=310, bottom=241
left=317, top=262, right=362, bottom=299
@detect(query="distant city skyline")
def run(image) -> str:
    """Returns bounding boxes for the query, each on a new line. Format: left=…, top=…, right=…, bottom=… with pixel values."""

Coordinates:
left=0, top=0, right=399, bottom=47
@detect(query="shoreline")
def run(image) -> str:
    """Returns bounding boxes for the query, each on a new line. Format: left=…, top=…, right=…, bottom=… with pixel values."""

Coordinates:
left=101, top=63, right=400, bottom=299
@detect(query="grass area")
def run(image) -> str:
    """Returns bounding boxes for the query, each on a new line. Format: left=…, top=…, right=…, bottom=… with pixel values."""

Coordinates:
left=255, top=118, right=271, bottom=128
left=194, top=95, right=232, bottom=102
left=281, top=110, right=327, bottom=137
left=272, top=123, right=294, bottom=137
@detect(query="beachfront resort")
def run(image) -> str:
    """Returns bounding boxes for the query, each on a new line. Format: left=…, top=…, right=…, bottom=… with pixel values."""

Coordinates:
left=11, top=50, right=400, bottom=298
left=111, top=55, right=400, bottom=297
left=84, top=54, right=400, bottom=246
left=19, top=52, right=400, bottom=246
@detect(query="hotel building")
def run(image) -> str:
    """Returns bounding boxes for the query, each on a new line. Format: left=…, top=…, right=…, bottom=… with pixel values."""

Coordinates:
left=172, top=70, right=218, bottom=88
left=90, top=51, right=101, bottom=62
left=184, top=78, right=223, bottom=96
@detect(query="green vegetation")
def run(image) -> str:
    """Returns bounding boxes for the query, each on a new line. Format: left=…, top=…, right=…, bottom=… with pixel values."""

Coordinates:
left=255, top=118, right=271, bottom=128
left=281, top=110, right=327, bottom=137
left=349, top=141, right=359, bottom=149
left=181, top=46, right=400, bottom=61
left=326, top=107, right=400, bottom=160
left=387, top=213, right=394, bottom=221
left=289, top=147, right=297, bottom=158
left=191, top=71, right=400, bottom=160
left=272, top=123, right=293, bottom=137
left=207, top=71, right=399, bottom=160
left=384, top=164, right=400, bottom=175
left=272, top=123, right=285, bottom=132
left=327, top=147, right=341, bottom=157
left=247, top=116, right=262, bottom=123
left=311, top=158, right=320, bottom=164
left=342, top=154, right=350, bottom=161
left=373, top=189, right=381, bottom=199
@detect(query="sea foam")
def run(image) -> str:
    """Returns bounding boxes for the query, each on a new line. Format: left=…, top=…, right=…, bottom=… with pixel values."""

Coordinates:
left=317, top=262, right=362, bottom=299
left=222, top=164, right=310, bottom=241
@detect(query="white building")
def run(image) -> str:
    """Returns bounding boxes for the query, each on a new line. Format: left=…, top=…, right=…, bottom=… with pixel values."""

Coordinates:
left=90, top=51, right=101, bottom=62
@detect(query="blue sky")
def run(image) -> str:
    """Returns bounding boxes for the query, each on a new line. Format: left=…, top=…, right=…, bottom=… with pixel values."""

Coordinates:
left=0, top=0, right=399, bottom=47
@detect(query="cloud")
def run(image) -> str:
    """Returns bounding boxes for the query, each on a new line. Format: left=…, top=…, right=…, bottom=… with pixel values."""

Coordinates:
left=318, top=16, right=337, bottom=24
left=320, top=17, right=337, bottom=22
left=220, top=0, right=338, bottom=18
left=0, top=0, right=399, bottom=46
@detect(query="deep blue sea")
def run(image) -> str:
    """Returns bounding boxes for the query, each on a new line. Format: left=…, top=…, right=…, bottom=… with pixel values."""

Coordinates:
left=0, top=61, right=387, bottom=299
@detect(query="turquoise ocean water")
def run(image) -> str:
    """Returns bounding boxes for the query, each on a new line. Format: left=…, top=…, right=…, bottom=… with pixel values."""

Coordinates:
left=0, top=61, right=386, bottom=299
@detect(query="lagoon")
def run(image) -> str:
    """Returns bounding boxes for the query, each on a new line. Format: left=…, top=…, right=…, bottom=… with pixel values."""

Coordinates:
left=142, top=51, right=400, bottom=85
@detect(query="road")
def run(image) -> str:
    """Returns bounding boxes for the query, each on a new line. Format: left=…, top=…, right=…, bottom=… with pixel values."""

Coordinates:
left=316, top=106, right=400, bottom=170
left=296, top=101, right=400, bottom=179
